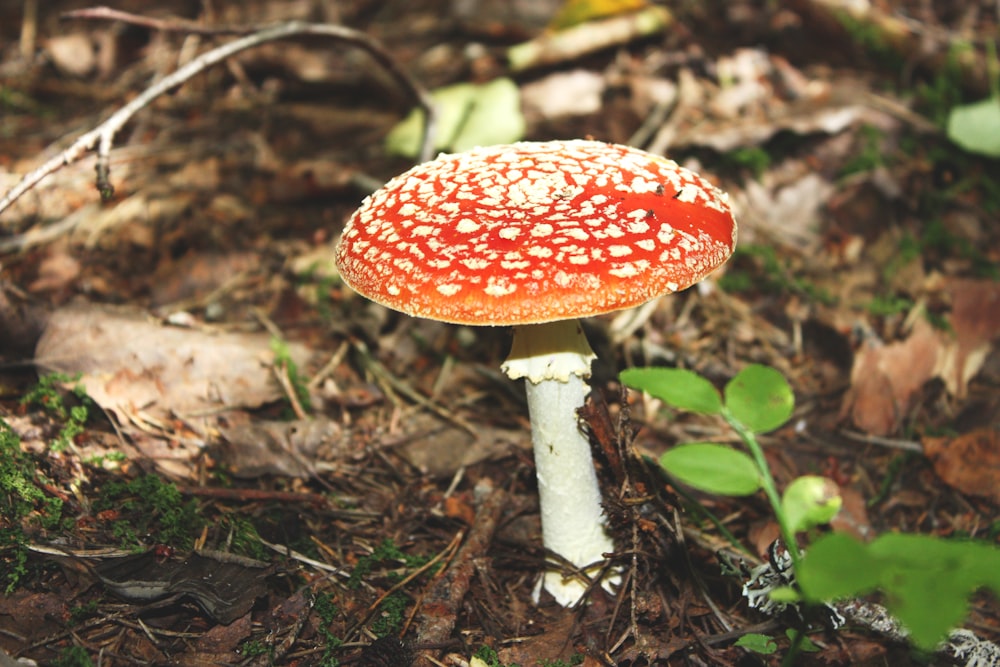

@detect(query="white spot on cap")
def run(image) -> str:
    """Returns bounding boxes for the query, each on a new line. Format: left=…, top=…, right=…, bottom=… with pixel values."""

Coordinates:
left=461, top=258, right=490, bottom=270
left=531, top=223, right=554, bottom=237
left=484, top=279, right=516, bottom=296
left=609, top=245, right=632, bottom=257
left=610, top=263, right=639, bottom=278
left=437, top=284, right=461, bottom=296
left=456, top=218, right=480, bottom=233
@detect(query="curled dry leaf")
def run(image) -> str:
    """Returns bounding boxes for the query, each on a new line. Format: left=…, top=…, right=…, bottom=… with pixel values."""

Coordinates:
left=923, top=428, right=1000, bottom=505
left=843, top=278, right=1000, bottom=436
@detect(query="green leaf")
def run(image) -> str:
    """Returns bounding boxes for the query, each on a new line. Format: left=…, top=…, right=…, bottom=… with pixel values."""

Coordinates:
left=385, top=78, right=525, bottom=158
left=735, top=633, right=777, bottom=655
left=796, top=533, right=882, bottom=601
left=620, top=368, right=723, bottom=414
left=781, top=476, right=842, bottom=533
left=723, top=365, right=794, bottom=433
left=659, top=443, right=762, bottom=496
left=786, top=630, right=821, bottom=652
left=767, top=586, right=801, bottom=603
left=947, top=97, right=1000, bottom=157
left=799, top=532, right=1000, bottom=651
left=867, top=534, right=1000, bottom=650
left=449, top=78, right=525, bottom=152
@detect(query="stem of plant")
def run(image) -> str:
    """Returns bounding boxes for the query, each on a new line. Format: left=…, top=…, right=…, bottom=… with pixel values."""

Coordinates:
left=722, top=410, right=803, bottom=573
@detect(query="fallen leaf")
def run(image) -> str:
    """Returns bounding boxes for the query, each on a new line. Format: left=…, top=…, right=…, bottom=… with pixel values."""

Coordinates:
left=34, top=304, right=312, bottom=437
left=923, top=427, right=1000, bottom=505
left=937, top=278, right=1000, bottom=398
left=843, top=317, right=940, bottom=436
left=843, top=277, right=1000, bottom=435
left=830, top=485, right=874, bottom=541
left=521, top=70, right=606, bottom=121
left=216, top=417, right=346, bottom=478
left=45, top=33, right=97, bottom=77
left=27, top=244, right=81, bottom=293
left=498, top=613, right=577, bottom=665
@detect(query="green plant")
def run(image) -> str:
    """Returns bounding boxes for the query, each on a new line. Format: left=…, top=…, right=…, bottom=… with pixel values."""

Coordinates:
left=718, top=245, right=836, bottom=305
left=723, top=146, right=771, bottom=178
left=238, top=639, right=272, bottom=659
left=270, top=337, right=312, bottom=413
left=539, top=657, right=584, bottom=667
left=219, top=514, right=267, bottom=560
left=472, top=645, right=520, bottom=667
left=370, top=591, right=408, bottom=637
left=621, top=364, right=1000, bottom=652
left=21, top=372, right=94, bottom=451
left=96, top=474, right=202, bottom=549
left=69, top=600, right=100, bottom=625
left=347, top=539, right=429, bottom=590
left=0, top=419, right=64, bottom=592
left=839, top=124, right=887, bottom=177
left=313, top=591, right=343, bottom=667
left=50, top=646, right=94, bottom=667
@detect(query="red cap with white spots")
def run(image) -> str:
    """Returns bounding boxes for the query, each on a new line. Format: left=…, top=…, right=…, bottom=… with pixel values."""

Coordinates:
left=335, top=140, right=737, bottom=325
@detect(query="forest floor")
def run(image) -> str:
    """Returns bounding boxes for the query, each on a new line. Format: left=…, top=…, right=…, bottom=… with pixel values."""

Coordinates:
left=0, top=1, right=998, bottom=665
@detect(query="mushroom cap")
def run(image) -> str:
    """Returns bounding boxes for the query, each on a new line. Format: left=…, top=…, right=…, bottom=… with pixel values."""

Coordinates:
left=335, top=140, right=737, bottom=326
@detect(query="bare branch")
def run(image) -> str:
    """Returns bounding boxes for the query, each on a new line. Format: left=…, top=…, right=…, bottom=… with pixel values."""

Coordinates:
left=0, top=19, right=436, bottom=220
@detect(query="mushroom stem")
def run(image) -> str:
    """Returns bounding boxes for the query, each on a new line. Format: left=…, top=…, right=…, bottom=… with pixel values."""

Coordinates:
left=502, top=320, right=617, bottom=606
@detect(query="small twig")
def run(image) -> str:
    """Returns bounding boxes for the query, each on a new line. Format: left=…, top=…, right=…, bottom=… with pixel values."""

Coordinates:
left=274, top=361, right=309, bottom=420
left=839, top=428, right=923, bottom=453
left=62, top=6, right=242, bottom=35
left=258, top=537, right=355, bottom=583
left=411, top=487, right=507, bottom=655
left=175, top=484, right=329, bottom=506
left=350, top=529, right=465, bottom=638
left=353, top=340, right=478, bottom=437
left=0, top=18, right=436, bottom=219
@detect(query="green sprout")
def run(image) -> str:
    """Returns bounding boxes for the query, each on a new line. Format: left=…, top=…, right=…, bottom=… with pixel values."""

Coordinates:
left=621, top=364, right=1000, bottom=652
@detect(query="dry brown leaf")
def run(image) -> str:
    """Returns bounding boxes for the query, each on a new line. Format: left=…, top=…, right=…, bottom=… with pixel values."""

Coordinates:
left=27, top=244, right=81, bottom=293
left=923, top=427, right=1000, bottom=505
left=938, top=278, right=1000, bottom=398
left=44, top=33, right=97, bottom=77
left=843, top=317, right=940, bottom=436
left=843, top=278, right=1000, bottom=435
left=34, top=304, right=312, bottom=437
left=830, top=485, right=874, bottom=540
left=216, top=417, right=345, bottom=478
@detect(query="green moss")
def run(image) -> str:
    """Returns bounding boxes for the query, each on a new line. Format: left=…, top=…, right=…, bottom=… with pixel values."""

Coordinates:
left=96, top=474, right=202, bottom=549
left=20, top=372, right=94, bottom=452
left=723, top=146, right=771, bottom=178
left=840, top=124, right=887, bottom=177
left=719, top=245, right=835, bottom=305
left=313, top=591, right=343, bottom=667
left=370, top=591, right=408, bottom=637
left=51, top=646, right=94, bottom=667
left=0, top=419, right=65, bottom=592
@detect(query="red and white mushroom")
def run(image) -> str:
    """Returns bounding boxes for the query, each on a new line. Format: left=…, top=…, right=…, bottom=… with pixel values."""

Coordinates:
left=335, top=140, right=737, bottom=606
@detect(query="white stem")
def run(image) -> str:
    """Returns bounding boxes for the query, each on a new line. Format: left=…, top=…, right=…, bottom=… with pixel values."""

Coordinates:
left=502, top=320, right=618, bottom=606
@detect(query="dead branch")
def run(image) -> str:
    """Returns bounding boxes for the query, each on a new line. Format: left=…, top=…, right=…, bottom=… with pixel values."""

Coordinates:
left=0, top=18, right=436, bottom=221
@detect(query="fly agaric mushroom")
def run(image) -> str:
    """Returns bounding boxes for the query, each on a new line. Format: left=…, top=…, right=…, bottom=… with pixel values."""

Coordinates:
left=335, top=140, right=737, bottom=606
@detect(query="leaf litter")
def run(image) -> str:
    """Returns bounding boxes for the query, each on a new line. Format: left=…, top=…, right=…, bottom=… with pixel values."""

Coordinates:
left=0, top=0, right=998, bottom=665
